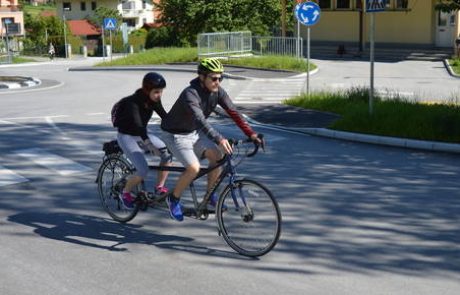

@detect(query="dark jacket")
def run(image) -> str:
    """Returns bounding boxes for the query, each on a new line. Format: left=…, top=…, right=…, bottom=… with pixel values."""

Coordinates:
left=117, top=89, right=167, bottom=140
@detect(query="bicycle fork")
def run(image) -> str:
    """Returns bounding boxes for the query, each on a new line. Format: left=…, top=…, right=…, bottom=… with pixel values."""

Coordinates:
left=228, top=177, right=254, bottom=222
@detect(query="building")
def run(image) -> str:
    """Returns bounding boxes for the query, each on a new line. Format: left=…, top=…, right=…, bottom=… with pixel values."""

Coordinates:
left=54, top=0, right=156, bottom=32
left=301, top=0, right=460, bottom=50
left=0, top=0, right=24, bottom=38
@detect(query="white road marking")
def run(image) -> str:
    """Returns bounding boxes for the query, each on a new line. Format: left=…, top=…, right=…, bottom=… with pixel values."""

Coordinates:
left=0, top=115, right=69, bottom=121
left=45, top=116, right=70, bottom=140
left=86, top=112, right=106, bottom=116
left=0, top=165, right=28, bottom=187
left=15, top=148, right=92, bottom=176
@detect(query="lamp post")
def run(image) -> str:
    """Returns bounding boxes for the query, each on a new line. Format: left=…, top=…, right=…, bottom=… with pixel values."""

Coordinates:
left=63, top=7, right=69, bottom=58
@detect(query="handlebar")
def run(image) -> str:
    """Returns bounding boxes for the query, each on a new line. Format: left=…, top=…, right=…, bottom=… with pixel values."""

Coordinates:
left=228, top=134, right=264, bottom=158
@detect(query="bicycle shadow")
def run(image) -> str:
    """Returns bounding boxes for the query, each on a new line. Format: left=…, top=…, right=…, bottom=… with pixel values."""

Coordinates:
left=7, top=212, right=193, bottom=252
left=7, top=211, right=256, bottom=260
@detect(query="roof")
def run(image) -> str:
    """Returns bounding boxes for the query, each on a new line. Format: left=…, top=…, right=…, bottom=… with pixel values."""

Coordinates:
left=40, top=11, right=56, bottom=17
left=67, top=20, right=101, bottom=36
left=143, top=22, right=164, bottom=29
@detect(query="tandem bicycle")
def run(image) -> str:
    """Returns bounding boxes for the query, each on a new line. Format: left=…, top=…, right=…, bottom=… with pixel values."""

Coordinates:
left=95, top=136, right=281, bottom=257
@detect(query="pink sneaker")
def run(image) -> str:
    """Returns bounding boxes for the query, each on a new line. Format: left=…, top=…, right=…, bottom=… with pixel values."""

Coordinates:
left=155, top=186, right=169, bottom=195
left=121, top=192, right=135, bottom=209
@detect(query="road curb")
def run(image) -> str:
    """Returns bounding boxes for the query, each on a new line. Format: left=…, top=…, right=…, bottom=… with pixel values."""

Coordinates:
left=243, top=114, right=460, bottom=154
left=67, top=65, right=314, bottom=81
left=68, top=66, right=250, bottom=80
left=0, top=76, right=41, bottom=89
left=443, top=59, right=460, bottom=79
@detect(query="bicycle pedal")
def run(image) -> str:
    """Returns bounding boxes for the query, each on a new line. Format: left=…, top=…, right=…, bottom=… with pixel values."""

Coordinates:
left=183, top=207, right=197, bottom=217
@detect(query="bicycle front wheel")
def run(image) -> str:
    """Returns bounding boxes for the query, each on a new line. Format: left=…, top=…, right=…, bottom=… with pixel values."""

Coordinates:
left=96, top=155, right=142, bottom=223
left=217, top=179, right=281, bottom=257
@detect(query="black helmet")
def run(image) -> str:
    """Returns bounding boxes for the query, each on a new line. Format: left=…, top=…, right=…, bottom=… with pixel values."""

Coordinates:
left=142, top=72, right=166, bottom=91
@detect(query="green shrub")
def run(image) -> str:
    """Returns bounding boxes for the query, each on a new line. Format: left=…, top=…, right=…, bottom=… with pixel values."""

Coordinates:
left=145, top=27, right=187, bottom=48
left=285, top=88, right=460, bottom=143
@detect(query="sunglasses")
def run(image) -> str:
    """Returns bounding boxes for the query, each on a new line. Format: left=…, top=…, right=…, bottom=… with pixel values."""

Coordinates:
left=208, top=76, right=224, bottom=82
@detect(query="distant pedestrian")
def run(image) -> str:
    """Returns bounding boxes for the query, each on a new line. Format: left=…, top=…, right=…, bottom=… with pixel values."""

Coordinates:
left=48, top=43, right=55, bottom=61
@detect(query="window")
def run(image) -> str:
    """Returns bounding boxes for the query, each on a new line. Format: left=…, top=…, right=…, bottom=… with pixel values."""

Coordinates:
left=125, top=19, right=136, bottom=27
left=81, top=2, right=86, bottom=11
left=396, top=0, right=408, bottom=9
left=357, top=0, right=390, bottom=10
left=91, top=1, right=96, bottom=10
left=63, top=2, right=72, bottom=11
left=336, top=0, right=350, bottom=9
left=318, top=0, right=332, bottom=9
left=2, top=17, right=14, bottom=25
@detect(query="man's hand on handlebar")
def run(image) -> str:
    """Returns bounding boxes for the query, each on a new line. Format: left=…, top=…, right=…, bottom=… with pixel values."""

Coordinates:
left=250, top=133, right=265, bottom=151
left=219, top=138, right=233, bottom=155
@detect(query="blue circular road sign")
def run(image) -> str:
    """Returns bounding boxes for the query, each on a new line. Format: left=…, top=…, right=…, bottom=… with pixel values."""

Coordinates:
left=295, top=2, right=321, bottom=26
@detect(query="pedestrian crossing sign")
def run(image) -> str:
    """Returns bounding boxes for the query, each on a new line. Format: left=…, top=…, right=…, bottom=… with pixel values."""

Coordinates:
left=366, top=0, right=386, bottom=12
left=103, top=18, right=117, bottom=30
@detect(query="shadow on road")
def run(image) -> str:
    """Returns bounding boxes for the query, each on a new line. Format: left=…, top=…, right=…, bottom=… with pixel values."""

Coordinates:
left=1, top=121, right=460, bottom=275
left=8, top=212, right=192, bottom=252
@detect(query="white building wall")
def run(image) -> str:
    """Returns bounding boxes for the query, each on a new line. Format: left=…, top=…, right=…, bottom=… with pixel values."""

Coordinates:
left=55, top=0, right=153, bottom=30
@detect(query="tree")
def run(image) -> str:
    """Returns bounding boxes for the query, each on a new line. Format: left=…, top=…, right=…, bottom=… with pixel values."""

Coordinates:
left=24, top=14, right=66, bottom=48
left=435, top=0, right=460, bottom=12
left=157, top=0, right=282, bottom=46
left=89, top=6, right=122, bottom=28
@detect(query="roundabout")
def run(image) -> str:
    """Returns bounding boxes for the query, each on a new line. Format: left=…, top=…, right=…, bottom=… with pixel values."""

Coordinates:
left=0, top=76, right=41, bottom=89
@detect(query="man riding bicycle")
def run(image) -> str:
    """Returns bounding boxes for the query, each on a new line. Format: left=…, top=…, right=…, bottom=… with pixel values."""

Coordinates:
left=161, top=58, right=263, bottom=221
left=114, top=72, right=172, bottom=208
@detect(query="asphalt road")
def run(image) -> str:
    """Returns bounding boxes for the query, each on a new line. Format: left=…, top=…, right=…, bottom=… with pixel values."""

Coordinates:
left=0, top=59, right=459, bottom=295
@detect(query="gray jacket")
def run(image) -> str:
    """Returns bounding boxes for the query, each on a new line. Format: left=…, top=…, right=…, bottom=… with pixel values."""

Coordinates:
left=161, top=77, right=254, bottom=144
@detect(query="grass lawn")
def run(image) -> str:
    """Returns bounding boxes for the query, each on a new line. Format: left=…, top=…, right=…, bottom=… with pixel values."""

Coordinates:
left=285, top=87, right=460, bottom=144
left=23, top=4, right=56, bottom=17
left=96, top=47, right=314, bottom=72
left=97, top=47, right=198, bottom=66
left=13, top=56, right=37, bottom=63
left=449, top=59, right=460, bottom=75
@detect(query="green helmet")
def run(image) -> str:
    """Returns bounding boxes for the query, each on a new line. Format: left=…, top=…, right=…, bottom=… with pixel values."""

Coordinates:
left=198, top=58, right=224, bottom=74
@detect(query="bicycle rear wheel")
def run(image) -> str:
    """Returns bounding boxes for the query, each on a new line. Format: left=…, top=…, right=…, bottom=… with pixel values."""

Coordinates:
left=96, top=155, right=142, bottom=223
left=217, top=179, right=281, bottom=257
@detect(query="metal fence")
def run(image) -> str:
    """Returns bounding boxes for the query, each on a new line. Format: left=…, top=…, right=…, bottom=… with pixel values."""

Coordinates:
left=0, top=38, right=10, bottom=64
left=197, top=31, right=252, bottom=57
left=197, top=31, right=303, bottom=58
left=252, top=36, right=303, bottom=57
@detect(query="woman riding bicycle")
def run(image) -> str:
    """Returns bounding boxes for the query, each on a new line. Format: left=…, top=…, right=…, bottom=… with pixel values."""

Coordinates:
left=114, top=72, right=172, bottom=208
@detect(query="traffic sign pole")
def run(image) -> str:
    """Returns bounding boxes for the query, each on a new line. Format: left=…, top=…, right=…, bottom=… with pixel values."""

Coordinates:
left=365, top=0, right=385, bottom=115
left=110, top=30, right=113, bottom=62
left=369, top=13, right=375, bottom=115
left=102, top=27, right=106, bottom=62
left=307, top=27, right=310, bottom=96
left=103, top=18, right=117, bottom=62
left=294, top=1, right=321, bottom=96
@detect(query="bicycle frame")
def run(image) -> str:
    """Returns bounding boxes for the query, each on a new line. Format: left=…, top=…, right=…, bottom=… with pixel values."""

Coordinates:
left=148, top=154, right=236, bottom=220
left=96, top=138, right=259, bottom=220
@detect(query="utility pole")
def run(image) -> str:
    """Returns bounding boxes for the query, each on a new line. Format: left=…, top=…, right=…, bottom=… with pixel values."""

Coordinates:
left=63, top=7, right=70, bottom=58
left=281, top=0, right=286, bottom=37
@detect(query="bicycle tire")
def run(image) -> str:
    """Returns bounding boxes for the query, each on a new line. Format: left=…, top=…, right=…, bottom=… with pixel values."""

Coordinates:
left=96, top=154, right=142, bottom=223
left=217, top=179, right=281, bottom=257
